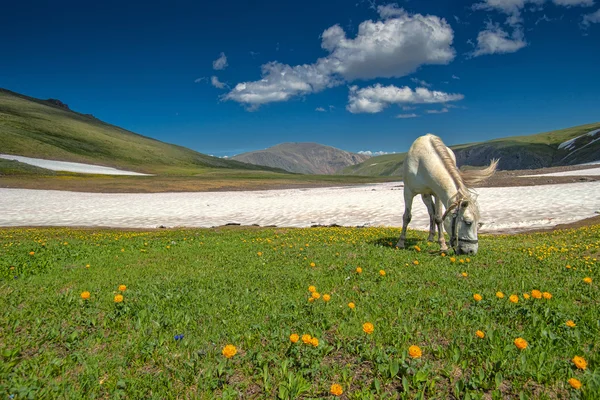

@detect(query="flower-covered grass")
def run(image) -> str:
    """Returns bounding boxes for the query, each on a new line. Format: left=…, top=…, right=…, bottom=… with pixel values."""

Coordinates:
left=0, top=224, right=599, bottom=398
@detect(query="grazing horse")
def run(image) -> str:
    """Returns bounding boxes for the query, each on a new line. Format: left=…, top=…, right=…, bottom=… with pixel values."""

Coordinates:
left=396, top=134, right=498, bottom=255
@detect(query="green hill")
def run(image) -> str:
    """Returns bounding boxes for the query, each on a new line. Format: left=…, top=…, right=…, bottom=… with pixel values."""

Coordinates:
left=0, top=88, right=282, bottom=175
left=341, top=122, right=600, bottom=176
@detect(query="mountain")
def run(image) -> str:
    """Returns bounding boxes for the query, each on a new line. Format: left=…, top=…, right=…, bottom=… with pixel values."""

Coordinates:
left=231, top=142, right=370, bottom=174
left=341, top=122, right=600, bottom=176
left=0, top=88, right=283, bottom=175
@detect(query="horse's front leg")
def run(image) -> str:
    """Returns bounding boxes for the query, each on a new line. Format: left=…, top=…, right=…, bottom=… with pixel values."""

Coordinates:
left=435, top=197, right=448, bottom=252
left=396, top=189, right=415, bottom=249
left=421, top=194, right=436, bottom=242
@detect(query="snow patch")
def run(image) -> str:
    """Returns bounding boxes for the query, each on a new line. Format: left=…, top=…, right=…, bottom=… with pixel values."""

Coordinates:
left=1, top=181, right=599, bottom=233
left=0, top=154, right=152, bottom=176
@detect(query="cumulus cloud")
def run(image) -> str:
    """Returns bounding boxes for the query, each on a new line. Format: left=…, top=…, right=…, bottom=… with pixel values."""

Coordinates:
left=212, top=52, right=228, bottom=70
left=346, top=84, right=464, bottom=114
left=581, top=8, right=600, bottom=27
left=471, top=23, right=527, bottom=56
left=211, top=76, right=227, bottom=89
left=315, top=107, right=326, bottom=112
left=223, top=8, right=455, bottom=109
left=395, top=113, right=419, bottom=118
left=425, top=108, right=449, bottom=114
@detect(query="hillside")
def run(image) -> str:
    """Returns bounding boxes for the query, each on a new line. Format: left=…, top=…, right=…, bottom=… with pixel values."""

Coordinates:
left=342, top=122, right=600, bottom=176
left=232, top=142, right=370, bottom=174
left=0, top=88, right=282, bottom=175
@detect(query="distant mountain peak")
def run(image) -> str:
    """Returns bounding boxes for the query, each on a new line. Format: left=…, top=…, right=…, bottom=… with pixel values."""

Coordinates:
left=232, top=142, right=370, bottom=174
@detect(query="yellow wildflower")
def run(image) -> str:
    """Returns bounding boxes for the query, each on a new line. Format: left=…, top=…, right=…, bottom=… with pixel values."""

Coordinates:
left=523, top=293, right=530, bottom=299
left=114, top=294, right=123, bottom=303
left=118, top=285, right=127, bottom=292
left=290, top=334, right=299, bottom=343
left=310, top=337, right=319, bottom=347
left=348, top=302, right=355, bottom=309
left=379, top=270, right=386, bottom=276
left=308, top=286, right=316, bottom=293
left=514, top=338, right=528, bottom=350
left=413, top=260, right=419, bottom=265
left=408, top=345, right=422, bottom=359
left=583, top=277, right=592, bottom=284
left=496, top=291, right=505, bottom=299
left=356, top=267, right=362, bottom=274
left=461, top=272, right=468, bottom=277
left=476, top=330, right=485, bottom=339
left=568, top=378, right=582, bottom=390
left=362, top=322, right=374, bottom=334
left=323, top=294, right=331, bottom=302
left=311, top=292, right=321, bottom=300
left=222, top=344, right=237, bottom=358
left=80, top=291, right=90, bottom=300
left=301, top=334, right=312, bottom=344
left=330, top=383, right=343, bottom=396
left=310, top=262, right=316, bottom=267
left=572, top=356, right=587, bottom=370
left=509, top=294, right=519, bottom=304
left=473, top=293, right=482, bottom=302
left=531, top=290, right=542, bottom=299
left=566, top=320, right=576, bottom=328
left=542, top=292, right=552, bottom=299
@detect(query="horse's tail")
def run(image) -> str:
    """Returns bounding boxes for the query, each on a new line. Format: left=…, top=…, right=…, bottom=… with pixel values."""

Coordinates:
left=460, top=159, right=499, bottom=186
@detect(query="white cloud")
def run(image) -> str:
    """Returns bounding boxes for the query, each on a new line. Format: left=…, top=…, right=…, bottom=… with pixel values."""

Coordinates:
left=473, top=0, right=594, bottom=26
left=402, top=105, right=416, bottom=110
left=358, top=150, right=389, bottom=156
left=211, top=76, right=227, bottom=89
left=316, top=107, right=326, bottom=112
left=553, top=0, right=594, bottom=6
left=471, top=23, right=527, bottom=56
left=395, top=113, right=419, bottom=118
left=194, top=77, right=207, bottom=83
left=581, top=8, right=600, bottom=26
left=212, top=52, right=228, bottom=70
left=410, top=78, right=432, bottom=87
left=347, top=84, right=464, bottom=114
left=425, top=108, right=449, bottom=114
left=376, top=4, right=407, bottom=18
left=223, top=9, right=455, bottom=108
left=452, top=74, right=460, bottom=79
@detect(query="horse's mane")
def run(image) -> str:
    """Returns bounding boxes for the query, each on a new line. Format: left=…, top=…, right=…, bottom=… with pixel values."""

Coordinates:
left=429, top=135, right=470, bottom=199
left=428, top=135, right=498, bottom=220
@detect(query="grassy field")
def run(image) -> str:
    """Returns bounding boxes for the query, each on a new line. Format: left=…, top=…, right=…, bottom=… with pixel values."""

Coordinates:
left=0, top=89, right=285, bottom=175
left=1, top=225, right=599, bottom=399
left=0, top=169, right=396, bottom=193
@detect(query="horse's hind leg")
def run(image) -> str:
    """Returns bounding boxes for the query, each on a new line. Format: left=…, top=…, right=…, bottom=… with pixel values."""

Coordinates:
left=396, top=189, right=415, bottom=249
left=421, top=194, right=436, bottom=242
left=435, top=197, right=448, bottom=252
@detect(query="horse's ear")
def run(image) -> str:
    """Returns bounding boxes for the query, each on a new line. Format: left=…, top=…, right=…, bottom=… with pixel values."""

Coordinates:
left=461, top=201, right=469, bottom=208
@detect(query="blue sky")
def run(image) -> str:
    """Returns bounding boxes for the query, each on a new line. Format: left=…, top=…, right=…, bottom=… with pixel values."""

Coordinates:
left=1, top=0, right=599, bottom=157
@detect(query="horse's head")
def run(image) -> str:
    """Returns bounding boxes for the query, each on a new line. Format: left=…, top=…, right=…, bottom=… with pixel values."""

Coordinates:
left=443, top=197, right=481, bottom=255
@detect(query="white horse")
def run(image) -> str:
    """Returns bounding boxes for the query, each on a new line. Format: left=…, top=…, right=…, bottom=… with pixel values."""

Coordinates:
left=396, top=134, right=498, bottom=255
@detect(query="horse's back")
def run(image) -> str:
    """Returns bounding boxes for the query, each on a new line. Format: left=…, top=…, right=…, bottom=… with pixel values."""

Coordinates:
left=403, top=134, right=453, bottom=195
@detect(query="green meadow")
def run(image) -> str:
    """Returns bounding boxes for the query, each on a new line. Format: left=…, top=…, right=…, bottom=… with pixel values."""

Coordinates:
left=1, top=225, right=598, bottom=399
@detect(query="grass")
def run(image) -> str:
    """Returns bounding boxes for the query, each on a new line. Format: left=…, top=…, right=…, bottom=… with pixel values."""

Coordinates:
left=0, top=88, right=284, bottom=175
left=0, top=170, right=396, bottom=193
left=1, top=225, right=599, bottom=399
